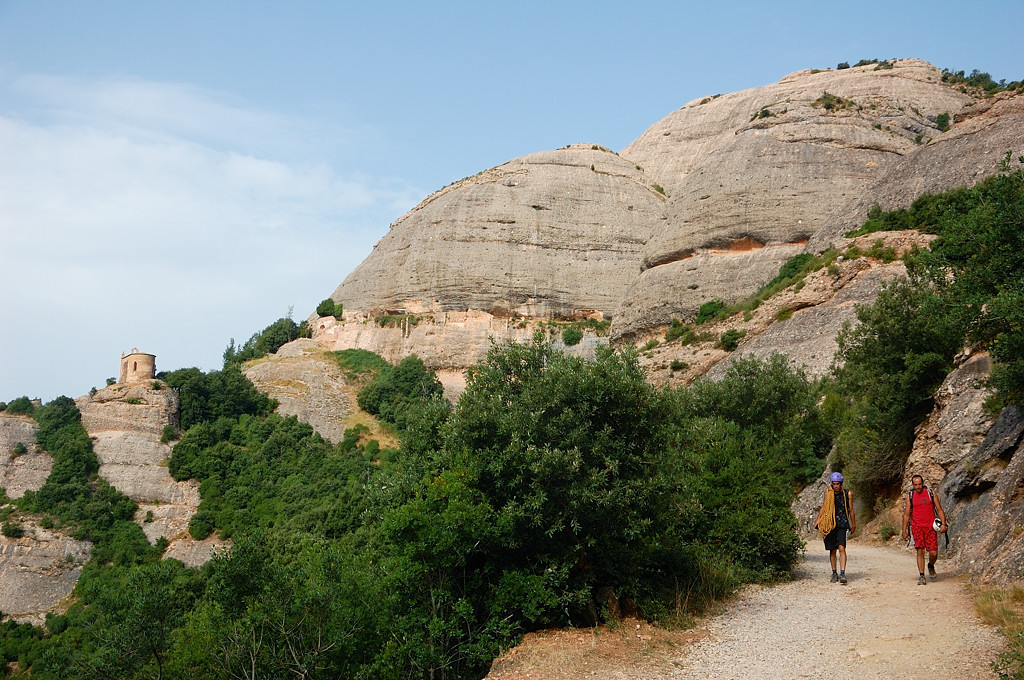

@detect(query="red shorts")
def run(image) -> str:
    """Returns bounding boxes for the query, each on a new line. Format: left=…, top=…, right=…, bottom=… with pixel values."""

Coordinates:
left=911, top=524, right=938, bottom=551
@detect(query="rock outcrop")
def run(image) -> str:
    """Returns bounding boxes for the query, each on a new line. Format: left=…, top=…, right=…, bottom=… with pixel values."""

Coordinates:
left=243, top=339, right=354, bottom=444
left=331, top=145, right=665, bottom=320
left=809, top=93, right=1024, bottom=250
left=0, top=518, right=91, bottom=625
left=0, top=415, right=50, bottom=499
left=320, top=60, right=1021, bottom=365
left=75, top=383, right=224, bottom=560
left=612, top=59, right=973, bottom=337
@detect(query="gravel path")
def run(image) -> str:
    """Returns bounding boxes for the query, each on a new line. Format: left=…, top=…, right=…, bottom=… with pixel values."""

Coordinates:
left=666, top=540, right=1004, bottom=679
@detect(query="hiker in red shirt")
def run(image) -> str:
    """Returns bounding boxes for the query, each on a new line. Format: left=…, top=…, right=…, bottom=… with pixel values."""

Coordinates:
left=900, top=474, right=948, bottom=585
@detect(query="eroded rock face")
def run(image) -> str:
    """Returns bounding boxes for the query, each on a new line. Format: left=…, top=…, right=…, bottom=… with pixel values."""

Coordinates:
left=0, top=518, right=91, bottom=625
left=0, top=415, right=50, bottom=499
left=612, top=59, right=974, bottom=337
left=331, top=144, right=665, bottom=319
left=74, top=382, right=216, bottom=562
left=313, top=311, right=608, bottom=373
left=77, top=381, right=180, bottom=437
left=809, top=93, right=1024, bottom=251
left=937, top=406, right=1024, bottom=582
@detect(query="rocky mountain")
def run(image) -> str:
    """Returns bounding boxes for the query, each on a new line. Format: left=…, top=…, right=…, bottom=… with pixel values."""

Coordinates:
left=322, top=59, right=1014, bottom=355
left=2, top=57, right=1023, bottom=627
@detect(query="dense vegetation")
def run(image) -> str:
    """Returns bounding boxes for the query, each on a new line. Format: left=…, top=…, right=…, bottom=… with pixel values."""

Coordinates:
left=1, top=334, right=828, bottom=679
left=829, top=159, right=1024, bottom=495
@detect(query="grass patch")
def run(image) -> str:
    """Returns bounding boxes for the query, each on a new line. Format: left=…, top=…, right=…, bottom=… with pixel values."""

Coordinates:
left=331, top=348, right=391, bottom=381
left=374, top=313, right=421, bottom=328
left=976, top=587, right=1024, bottom=677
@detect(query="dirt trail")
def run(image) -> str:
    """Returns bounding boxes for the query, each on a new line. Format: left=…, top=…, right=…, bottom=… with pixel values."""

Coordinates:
left=665, top=540, right=1004, bottom=679
left=487, top=540, right=1005, bottom=680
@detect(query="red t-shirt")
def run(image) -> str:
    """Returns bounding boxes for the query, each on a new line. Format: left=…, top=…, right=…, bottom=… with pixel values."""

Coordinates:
left=910, top=489, right=937, bottom=527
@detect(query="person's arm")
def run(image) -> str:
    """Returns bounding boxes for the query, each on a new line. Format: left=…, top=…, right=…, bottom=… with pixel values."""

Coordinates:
left=901, top=493, right=911, bottom=539
left=933, top=492, right=948, bottom=533
left=847, top=491, right=856, bottom=534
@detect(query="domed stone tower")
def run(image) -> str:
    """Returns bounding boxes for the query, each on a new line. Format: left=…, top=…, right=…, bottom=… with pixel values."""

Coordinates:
left=119, top=348, right=156, bottom=384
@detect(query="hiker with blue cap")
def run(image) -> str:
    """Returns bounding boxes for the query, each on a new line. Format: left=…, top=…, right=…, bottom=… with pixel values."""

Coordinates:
left=814, top=472, right=856, bottom=584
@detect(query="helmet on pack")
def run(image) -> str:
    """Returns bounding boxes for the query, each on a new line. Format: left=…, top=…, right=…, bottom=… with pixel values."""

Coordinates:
left=933, top=518, right=943, bottom=532
left=830, top=472, right=844, bottom=483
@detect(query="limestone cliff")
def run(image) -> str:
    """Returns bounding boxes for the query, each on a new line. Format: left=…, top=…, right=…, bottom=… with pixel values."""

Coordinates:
left=320, top=59, right=1021, bottom=361
left=331, top=144, right=664, bottom=319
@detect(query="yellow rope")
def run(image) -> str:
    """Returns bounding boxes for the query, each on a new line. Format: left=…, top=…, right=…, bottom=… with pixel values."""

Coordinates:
left=818, top=487, right=836, bottom=537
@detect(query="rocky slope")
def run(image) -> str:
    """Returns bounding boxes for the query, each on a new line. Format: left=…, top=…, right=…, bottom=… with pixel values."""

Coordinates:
left=319, top=59, right=1020, bottom=360
left=613, top=59, right=973, bottom=338
left=76, top=382, right=226, bottom=567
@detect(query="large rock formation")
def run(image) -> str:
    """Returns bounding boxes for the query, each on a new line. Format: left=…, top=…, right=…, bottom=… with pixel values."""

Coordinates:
left=331, top=144, right=665, bottom=319
left=320, top=59, right=1019, bottom=360
left=0, top=518, right=91, bottom=625
left=612, top=59, right=973, bottom=337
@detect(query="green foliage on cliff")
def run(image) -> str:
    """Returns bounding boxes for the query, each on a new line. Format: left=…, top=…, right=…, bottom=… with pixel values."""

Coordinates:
left=160, top=363, right=276, bottom=431
left=222, top=315, right=310, bottom=366
left=830, top=161, right=1024, bottom=494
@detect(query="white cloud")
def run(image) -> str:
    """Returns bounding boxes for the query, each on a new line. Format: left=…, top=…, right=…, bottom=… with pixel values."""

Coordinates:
left=0, top=72, right=423, bottom=401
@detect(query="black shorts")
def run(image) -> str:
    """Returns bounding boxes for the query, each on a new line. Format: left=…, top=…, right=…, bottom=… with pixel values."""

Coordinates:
left=823, top=527, right=848, bottom=551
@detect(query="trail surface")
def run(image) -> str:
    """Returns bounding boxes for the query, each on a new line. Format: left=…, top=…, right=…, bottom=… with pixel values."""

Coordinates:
left=487, top=540, right=1005, bottom=680
left=667, top=540, right=1003, bottom=679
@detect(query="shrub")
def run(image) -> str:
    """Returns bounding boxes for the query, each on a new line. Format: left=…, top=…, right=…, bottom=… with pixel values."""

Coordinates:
left=776, top=307, right=794, bottom=322
left=357, top=354, right=445, bottom=428
left=696, top=300, right=728, bottom=325
left=1, top=522, right=24, bottom=538
left=935, top=112, right=950, bottom=132
left=837, top=61, right=850, bottom=69
left=332, top=348, right=391, bottom=380
left=561, top=327, right=583, bottom=346
left=652, top=183, right=665, bottom=195
left=4, top=396, right=35, bottom=416
left=665, top=319, right=696, bottom=344
left=641, top=339, right=660, bottom=351
left=813, top=91, right=853, bottom=111
left=719, top=329, right=745, bottom=351
left=12, top=442, right=28, bottom=457
left=670, top=359, right=688, bottom=371
left=160, top=424, right=179, bottom=444
left=316, top=298, right=343, bottom=318
left=880, top=523, right=897, bottom=541
left=223, top=316, right=306, bottom=365
left=106, top=377, right=116, bottom=386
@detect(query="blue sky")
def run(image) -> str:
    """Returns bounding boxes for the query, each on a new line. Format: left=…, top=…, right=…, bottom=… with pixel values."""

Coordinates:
left=1, top=1, right=1022, bottom=402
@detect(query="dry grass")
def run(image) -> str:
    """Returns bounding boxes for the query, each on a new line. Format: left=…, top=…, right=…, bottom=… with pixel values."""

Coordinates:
left=486, top=617, right=702, bottom=679
left=975, top=586, right=1024, bottom=678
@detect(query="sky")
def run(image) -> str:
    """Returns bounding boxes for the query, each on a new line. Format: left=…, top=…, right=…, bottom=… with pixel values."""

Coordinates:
left=1, top=1, right=1022, bottom=402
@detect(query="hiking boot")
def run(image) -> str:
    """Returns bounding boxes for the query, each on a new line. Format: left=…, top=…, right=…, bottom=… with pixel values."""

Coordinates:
left=928, top=565, right=937, bottom=580
left=830, top=572, right=839, bottom=583
left=839, top=573, right=848, bottom=585
left=917, top=575, right=927, bottom=585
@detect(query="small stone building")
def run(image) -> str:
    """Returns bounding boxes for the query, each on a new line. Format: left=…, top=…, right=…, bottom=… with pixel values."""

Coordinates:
left=119, top=349, right=156, bottom=384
